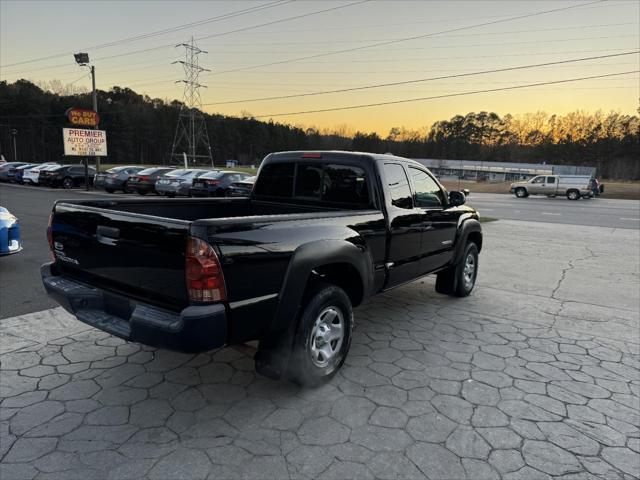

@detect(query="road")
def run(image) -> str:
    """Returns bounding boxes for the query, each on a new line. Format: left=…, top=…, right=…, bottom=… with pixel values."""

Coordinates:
left=467, top=192, right=640, bottom=229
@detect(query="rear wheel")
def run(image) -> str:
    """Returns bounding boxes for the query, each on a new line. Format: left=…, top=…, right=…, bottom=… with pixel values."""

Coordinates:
left=515, top=187, right=528, bottom=198
left=122, top=182, right=132, bottom=193
left=62, top=177, right=74, bottom=189
left=137, top=190, right=148, bottom=196
left=435, top=242, right=479, bottom=297
left=567, top=189, right=580, bottom=200
left=286, top=283, right=353, bottom=386
left=166, top=193, right=176, bottom=198
left=105, top=188, right=115, bottom=194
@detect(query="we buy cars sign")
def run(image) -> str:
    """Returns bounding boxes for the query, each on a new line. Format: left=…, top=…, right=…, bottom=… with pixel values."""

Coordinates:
left=62, top=128, right=108, bottom=156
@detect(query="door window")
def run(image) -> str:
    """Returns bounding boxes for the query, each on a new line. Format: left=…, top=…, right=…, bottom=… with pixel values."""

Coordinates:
left=531, top=176, right=546, bottom=184
left=547, top=176, right=556, bottom=184
left=384, top=163, right=413, bottom=209
left=408, top=167, right=443, bottom=208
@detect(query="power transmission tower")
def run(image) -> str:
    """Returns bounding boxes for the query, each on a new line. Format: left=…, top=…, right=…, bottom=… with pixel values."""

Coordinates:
left=170, top=37, right=214, bottom=166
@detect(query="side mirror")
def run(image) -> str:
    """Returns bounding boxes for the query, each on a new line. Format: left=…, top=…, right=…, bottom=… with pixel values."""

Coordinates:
left=449, top=191, right=466, bottom=206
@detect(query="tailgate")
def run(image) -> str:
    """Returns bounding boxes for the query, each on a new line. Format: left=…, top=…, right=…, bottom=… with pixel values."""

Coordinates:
left=51, top=202, right=191, bottom=310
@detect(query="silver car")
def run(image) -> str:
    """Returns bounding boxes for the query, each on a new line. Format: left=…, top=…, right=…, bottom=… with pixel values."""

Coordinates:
left=155, top=169, right=210, bottom=197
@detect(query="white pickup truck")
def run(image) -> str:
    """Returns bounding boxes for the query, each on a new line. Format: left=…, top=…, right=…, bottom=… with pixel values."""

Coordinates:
left=510, top=175, right=600, bottom=200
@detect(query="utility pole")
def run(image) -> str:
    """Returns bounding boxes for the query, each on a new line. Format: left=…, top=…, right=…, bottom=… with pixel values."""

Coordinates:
left=170, top=37, right=214, bottom=167
left=74, top=52, right=99, bottom=187
left=10, top=128, right=17, bottom=162
left=90, top=65, right=100, bottom=173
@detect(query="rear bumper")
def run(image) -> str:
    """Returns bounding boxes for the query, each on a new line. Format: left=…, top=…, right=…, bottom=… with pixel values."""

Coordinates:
left=41, top=263, right=227, bottom=352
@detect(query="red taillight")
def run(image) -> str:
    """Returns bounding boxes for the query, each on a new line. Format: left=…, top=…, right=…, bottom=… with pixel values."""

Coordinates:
left=301, top=152, right=322, bottom=158
left=186, top=236, right=226, bottom=302
left=47, top=212, right=55, bottom=261
left=139, top=175, right=150, bottom=181
left=205, top=179, right=220, bottom=186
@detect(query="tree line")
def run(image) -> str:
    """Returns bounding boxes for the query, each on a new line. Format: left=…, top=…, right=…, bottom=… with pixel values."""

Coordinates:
left=1, top=80, right=638, bottom=179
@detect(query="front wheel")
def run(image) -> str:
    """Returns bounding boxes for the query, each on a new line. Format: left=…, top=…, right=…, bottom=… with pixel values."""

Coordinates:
left=105, top=188, right=115, bottom=194
left=62, top=177, right=74, bottom=189
left=435, top=242, right=479, bottom=297
left=287, top=283, right=353, bottom=386
left=567, top=189, right=580, bottom=200
left=515, top=187, right=528, bottom=198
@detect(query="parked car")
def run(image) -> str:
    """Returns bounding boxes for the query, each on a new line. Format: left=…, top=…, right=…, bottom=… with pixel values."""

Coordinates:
left=42, top=151, right=481, bottom=386
left=226, top=175, right=256, bottom=197
left=40, top=165, right=96, bottom=189
left=127, top=167, right=175, bottom=195
left=510, top=175, right=600, bottom=200
left=190, top=171, right=251, bottom=197
left=27, top=164, right=61, bottom=185
left=94, top=166, right=145, bottom=193
left=0, top=162, right=29, bottom=182
left=13, top=164, right=38, bottom=184
left=155, top=169, right=210, bottom=197
left=0, top=206, right=22, bottom=255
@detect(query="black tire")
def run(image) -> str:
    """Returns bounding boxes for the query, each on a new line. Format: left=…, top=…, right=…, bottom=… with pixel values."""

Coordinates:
left=515, top=187, right=528, bottom=198
left=286, top=283, right=353, bottom=386
left=137, top=190, right=148, bottom=196
left=435, top=242, right=479, bottom=297
left=105, top=188, right=115, bottom=194
left=122, top=182, right=131, bottom=193
left=166, top=193, right=176, bottom=198
left=62, top=177, right=74, bottom=189
left=566, top=189, right=580, bottom=201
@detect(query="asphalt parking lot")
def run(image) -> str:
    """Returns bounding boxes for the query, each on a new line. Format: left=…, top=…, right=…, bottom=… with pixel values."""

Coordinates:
left=1, top=183, right=639, bottom=479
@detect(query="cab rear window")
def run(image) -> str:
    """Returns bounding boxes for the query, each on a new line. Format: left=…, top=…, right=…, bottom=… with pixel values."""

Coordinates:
left=254, top=162, right=370, bottom=207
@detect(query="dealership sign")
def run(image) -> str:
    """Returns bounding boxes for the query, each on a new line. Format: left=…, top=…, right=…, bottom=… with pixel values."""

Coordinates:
left=66, top=108, right=100, bottom=127
left=63, top=128, right=108, bottom=156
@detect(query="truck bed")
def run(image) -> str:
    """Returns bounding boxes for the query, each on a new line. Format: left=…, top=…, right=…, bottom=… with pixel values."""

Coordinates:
left=50, top=196, right=382, bottom=315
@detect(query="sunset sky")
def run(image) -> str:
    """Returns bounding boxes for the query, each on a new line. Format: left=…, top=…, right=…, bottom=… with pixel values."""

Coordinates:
left=1, top=0, right=638, bottom=135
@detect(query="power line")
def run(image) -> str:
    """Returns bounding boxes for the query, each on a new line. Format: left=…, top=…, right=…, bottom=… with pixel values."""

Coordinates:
left=253, top=71, right=639, bottom=118
left=0, top=1, right=291, bottom=68
left=196, top=22, right=638, bottom=47
left=0, top=0, right=370, bottom=77
left=203, top=51, right=639, bottom=105
left=210, top=0, right=609, bottom=75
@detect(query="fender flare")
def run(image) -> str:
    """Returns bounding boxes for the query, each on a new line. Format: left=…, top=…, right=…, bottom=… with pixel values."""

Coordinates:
left=269, top=239, right=373, bottom=335
left=453, top=218, right=482, bottom=264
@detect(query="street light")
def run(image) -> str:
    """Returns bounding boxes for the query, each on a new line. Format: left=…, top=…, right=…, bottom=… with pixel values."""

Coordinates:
left=74, top=52, right=100, bottom=177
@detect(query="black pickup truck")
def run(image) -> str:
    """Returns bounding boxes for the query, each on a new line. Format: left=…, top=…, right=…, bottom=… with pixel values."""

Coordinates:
left=42, top=151, right=482, bottom=385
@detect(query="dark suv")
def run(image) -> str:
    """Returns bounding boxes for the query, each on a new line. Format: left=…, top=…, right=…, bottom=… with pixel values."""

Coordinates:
left=40, top=165, right=96, bottom=189
left=128, top=167, right=174, bottom=195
